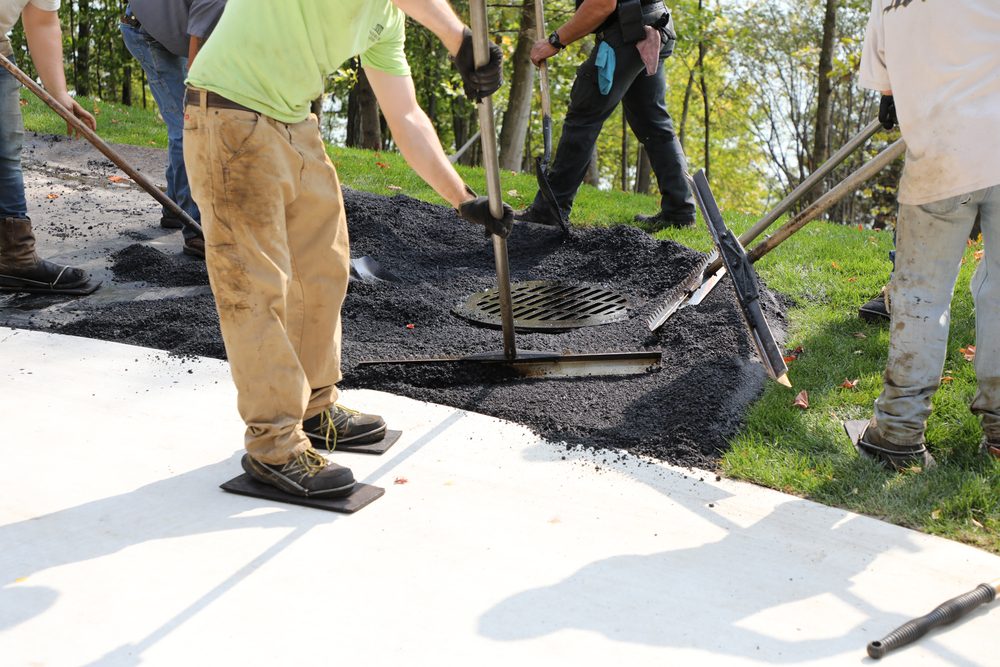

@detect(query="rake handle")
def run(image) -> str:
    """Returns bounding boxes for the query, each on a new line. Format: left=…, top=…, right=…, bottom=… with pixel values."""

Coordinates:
left=0, top=54, right=203, bottom=238
left=867, top=582, right=997, bottom=659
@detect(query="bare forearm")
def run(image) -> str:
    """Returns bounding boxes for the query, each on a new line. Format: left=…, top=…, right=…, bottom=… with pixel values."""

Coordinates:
left=391, top=0, right=465, bottom=54
left=21, top=7, right=69, bottom=97
left=367, top=69, right=468, bottom=207
left=188, top=36, right=204, bottom=65
left=554, top=0, right=616, bottom=46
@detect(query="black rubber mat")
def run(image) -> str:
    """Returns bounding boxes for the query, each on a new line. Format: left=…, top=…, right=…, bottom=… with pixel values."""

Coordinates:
left=335, top=429, right=402, bottom=455
left=221, top=474, right=384, bottom=513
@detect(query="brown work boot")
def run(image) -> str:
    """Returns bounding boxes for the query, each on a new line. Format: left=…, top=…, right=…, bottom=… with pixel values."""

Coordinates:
left=858, top=421, right=935, bottom=471
left=0, top=217, right=90, bottom=293
left=183, top=235, right=206, bottom=259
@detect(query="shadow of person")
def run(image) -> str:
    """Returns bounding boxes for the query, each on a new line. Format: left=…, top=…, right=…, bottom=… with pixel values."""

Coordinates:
left=0, top=453, right=335, bottom=633
left=494, top=443, right=979, bottom=665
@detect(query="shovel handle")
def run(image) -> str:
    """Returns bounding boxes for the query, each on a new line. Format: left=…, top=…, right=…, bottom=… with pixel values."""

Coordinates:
left=0, top=54, right=203, bottom=238
left=533, top=0, right=553, bottom=120
left=469, top=0, right=517, bottom=360
left=867, top=581, right=997, bottom=659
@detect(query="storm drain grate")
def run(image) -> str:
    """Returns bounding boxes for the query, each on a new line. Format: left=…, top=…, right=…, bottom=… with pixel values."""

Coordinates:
left=452, top=280, right=630, bottom=331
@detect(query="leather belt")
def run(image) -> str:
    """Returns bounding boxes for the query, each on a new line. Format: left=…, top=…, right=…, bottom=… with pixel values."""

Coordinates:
left=121, top=13, right=141, bottom=29
left=184, top=88, right=258, bottom=114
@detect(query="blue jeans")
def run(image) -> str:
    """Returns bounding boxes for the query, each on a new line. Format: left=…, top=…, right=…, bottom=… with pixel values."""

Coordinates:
left=0, top=55, right=27, bottom=219
left=120, top=19, right=199, bottom=239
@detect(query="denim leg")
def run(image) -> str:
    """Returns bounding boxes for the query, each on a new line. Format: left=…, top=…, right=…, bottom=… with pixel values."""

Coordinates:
left=621, top=58, right=695, bottom=221
left=873, top=191, right=980, bottom=443
left=532, top=45, right=634, bottom=216
left=120, top=22, right=200, bottom=239
left=0, top=58, right=27, bottom=219
left=969, top=186, right=1000, bottom=440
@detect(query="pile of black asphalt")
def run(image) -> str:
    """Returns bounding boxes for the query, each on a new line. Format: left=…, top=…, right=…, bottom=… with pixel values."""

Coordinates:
left=42, top=187, right=786, bottom=470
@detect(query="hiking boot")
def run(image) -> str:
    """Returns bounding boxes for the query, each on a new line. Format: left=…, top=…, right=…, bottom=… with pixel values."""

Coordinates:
left=242, top=449, right=355, bottom=497
left=160, top=213, right=184, bottom=229
left=183, top=236, right=205, bottom=259
left=858, top=421, right=935, bottom=471
left=634, top=211, right=696, bottom=230
left=514, top=205, right=563, bottom=228
left=0, top=217, right=90, bottom=293
left=859, top=289, right=890, bottom=323
left=304, top=404, right=387, bottom=451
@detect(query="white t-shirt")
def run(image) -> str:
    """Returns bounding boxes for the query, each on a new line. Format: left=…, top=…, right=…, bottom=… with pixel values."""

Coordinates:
left=1, top=0, right=59, bottom=57
left=859, top=0, right=1000, bottom=205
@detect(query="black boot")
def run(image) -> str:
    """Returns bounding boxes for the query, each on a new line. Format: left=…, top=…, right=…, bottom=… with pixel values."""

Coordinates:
left=859, top=289, right=890, bottom=323
left=0, top=217, right=91, bottom=293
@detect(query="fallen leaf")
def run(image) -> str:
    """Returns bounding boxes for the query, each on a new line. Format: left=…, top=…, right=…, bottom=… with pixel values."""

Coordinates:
left=857, top=224, right=863, bottom=231
left=386, top=185, right=402, bottom=191
left=971, top=518, right=984, bottom=529
left=784, top=345, right=804, bottom=363
left=19, top=99, right=27, bottom=106
left=506, top=189, right=519, bottom=197
left=847, top=276, right=857, bottom=283
left=375, top=161, right=389, bottom=169
left=967, top=238, right=975, bottom=247
left=831, top=260, right=841, bottom=270
left=853, top=332, right=867, bottom=339
left=840, top=378, right=859, bottom=390
left=107, top=175, right=127, bottom=183
left=931, top=509, right=941, bottom=520
left=394, top=476, right=408, bottom=485
left=405, top=323, right=415, bottom=329
left=783, top=355, right=797, bottom=363
left=46, top=193, right=59, bottom=199
left=974, top=249, right=984, bottom=262
left=960, top=345, right=976, bottom=362
left=854, top=350, right=864, bottom=355
left=940, top=375, right=954, bottom=383
left=792, top=390, right=809, bottom=410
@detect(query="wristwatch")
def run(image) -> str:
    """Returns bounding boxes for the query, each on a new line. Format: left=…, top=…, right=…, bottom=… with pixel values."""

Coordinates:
left=548, top=31, right=566, bottom=50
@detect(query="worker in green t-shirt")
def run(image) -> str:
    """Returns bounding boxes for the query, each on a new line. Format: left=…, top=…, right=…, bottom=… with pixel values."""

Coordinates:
left=184, top=0, right=510, bottom=498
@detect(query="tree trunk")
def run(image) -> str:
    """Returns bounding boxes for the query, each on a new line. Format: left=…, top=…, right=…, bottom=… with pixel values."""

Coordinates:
left=458, top=108, right=481, bottom=166
left=635, top=146, right=652, bottom=194
left=498, top=0, right=536, bottom=171
left=696, top=0, right=710, bottom=179
left=679, top=68, right=695, bottom=151
left=121, top=63, right=131, bottom=106
left=75, top=0, right=92, bottom=97
left=346, top=64, right=382, bottom=150
left=811, top=0, right=837, bottom=171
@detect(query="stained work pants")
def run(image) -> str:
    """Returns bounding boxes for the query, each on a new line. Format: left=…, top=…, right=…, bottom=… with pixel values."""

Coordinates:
left=184, top=98, right=349, bottom=464
left=873, top=185, right=1000, bottom=444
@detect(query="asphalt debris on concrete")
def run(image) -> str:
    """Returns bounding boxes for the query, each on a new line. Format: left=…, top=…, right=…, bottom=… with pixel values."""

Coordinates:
left=7, top=136, right=788, bottom=470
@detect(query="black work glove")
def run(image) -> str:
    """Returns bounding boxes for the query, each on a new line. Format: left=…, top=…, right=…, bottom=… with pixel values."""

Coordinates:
left=452, top=27, right=503, bottom=102
left=879, top=94, right=897, bottom=131
left=458, top=196, right=514, bottom=239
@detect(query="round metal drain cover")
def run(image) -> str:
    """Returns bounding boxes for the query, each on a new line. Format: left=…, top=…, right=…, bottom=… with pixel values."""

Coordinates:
left=452, top=280, right=630, bottom=331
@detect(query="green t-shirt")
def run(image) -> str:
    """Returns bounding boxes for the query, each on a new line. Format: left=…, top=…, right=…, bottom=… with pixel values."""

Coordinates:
left=187, top=0, right=410, bottom=124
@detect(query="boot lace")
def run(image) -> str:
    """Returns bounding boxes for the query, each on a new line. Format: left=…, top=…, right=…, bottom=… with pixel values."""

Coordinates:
left=282, top=448, right=329, bottom=479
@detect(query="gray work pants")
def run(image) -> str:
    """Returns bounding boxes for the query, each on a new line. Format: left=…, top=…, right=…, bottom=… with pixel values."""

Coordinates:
left=873, top=185, right=1000, bottom=444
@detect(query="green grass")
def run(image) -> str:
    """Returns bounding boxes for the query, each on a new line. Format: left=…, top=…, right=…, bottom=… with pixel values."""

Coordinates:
left=22, top=95, right=1000, bottom=553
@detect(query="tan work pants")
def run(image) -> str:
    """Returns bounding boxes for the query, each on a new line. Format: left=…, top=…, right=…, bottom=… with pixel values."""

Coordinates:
left=183, top=99, right=349, bottom=464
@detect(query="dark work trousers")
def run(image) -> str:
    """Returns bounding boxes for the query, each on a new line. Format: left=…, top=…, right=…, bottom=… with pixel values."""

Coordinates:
left=532, top=36, right=695, bottom=223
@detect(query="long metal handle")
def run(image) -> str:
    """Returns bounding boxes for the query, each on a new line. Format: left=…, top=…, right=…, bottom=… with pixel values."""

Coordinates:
left=746, top=139, right=905, bottom=264
left=470, top=0, right=516, bottom=359
left=1, top=54, right=203, bottom=237
left=704, top=118, right=883, bottom=276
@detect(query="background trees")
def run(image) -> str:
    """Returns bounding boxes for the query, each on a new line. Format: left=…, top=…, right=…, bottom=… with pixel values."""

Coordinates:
left=7, top=0, right=899, bottom=226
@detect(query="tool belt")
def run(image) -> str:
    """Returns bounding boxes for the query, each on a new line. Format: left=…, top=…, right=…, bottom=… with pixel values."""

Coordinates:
left=596, top=1, right=673, bottom=48
left=184, top=88, right=259, bottom=114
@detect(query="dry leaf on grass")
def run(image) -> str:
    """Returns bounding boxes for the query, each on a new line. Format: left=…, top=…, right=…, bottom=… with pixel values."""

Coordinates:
left=792, top=390, right=809, bottom=409
left=831, top=260, right=841, bottom=270
left=840, top=379, right=859, bottom=390
left=387, top=185, right=402, bottom=191
left=960, top=345, right=976, bottom=362
left=931, top=509, right=942, bottom=520
left=375, top=161, right=389, bottom=169
left=940, top=375, right=954, bottom=383
left=971, top=518, right=984, bottom=529
left=853, top=332, right=867, bottom=339
left=974, top=249, right=985, bottom=262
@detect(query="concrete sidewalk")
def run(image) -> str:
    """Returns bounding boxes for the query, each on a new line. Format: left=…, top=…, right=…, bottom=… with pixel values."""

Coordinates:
left=1, top=327, right=997, bottom=666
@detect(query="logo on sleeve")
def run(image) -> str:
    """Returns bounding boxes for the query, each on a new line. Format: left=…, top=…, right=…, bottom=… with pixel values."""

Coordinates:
left=369, top=24, right=384, bottom=42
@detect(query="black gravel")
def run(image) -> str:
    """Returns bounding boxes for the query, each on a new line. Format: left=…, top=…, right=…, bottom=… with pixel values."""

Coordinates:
left=40, top=187, right=786, bottom=469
